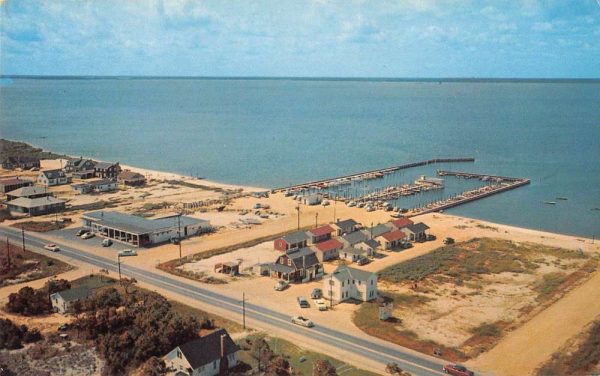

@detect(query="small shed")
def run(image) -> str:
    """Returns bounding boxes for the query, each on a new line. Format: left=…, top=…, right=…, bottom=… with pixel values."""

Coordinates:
left=214, top=262, right=239, bottom=275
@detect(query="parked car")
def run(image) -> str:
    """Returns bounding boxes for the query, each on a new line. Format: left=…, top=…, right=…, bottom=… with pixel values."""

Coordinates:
left=81, top=232, right=95, bottom=239
left=310, top=288, right=322, bottom=299
left=444, top=237, right=455, bottom=245
left=170, top=237, right=180, bottom=245
left=76, top=229, right=87, bottom=237
left=274, top=280, right=289, bottom=291
left=321, top=200, right=330, bottom=206
left=402, top=242, right=413, bottom=249
left=291, top=316, right=314, bottom=327
left=443, top=364, right=474, bottom=376
left=101, top=238, right=113, bottom=247
left=356, top=257, right=370, bottom=265
left=118, top=249, right=137, bottom=257
left=44, top=243, right=60, bottom=252
left=297, top=296, right=309, bottom=308
left=314, top=299, right=328, bottom=311
left=427, top=234, right=437, bottom=241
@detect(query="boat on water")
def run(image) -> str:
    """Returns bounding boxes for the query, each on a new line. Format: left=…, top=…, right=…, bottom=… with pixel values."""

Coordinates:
left=556, top=197, right=568, bottom=200
left=544, top=201, right=557, bottom=205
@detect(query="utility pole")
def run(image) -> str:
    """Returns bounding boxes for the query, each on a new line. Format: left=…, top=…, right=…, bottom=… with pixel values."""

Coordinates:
left=117, top=255, right=122, bottom=281
left=315, top=213, right=318, bottom=228
left=329, top=276, right=333, bottom=308
left=242, top=292, right=246, bottom=330
left=296, top=205, right=300, bottom=231
left=21, top=226, right=25, bottom=252
left=177, top=213, right=182, bottom=265
left=6, top=237, right=11, bottom=270
left=333, top=195, right=337, bottom=223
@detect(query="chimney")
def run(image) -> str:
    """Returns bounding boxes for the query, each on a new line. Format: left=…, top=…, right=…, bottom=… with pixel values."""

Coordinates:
left=220, top=334, right=226, bottom=358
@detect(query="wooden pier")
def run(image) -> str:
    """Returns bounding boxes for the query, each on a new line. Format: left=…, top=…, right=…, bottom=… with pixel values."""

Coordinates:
left=272, top=158, right=475, bottom=193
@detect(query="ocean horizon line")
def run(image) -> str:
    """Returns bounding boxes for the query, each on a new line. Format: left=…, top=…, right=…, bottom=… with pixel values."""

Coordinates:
left=1, top=75, right=600, bottom=83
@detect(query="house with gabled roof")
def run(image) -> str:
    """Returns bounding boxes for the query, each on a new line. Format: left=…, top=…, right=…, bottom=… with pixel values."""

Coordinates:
left=339, top=230, right=370, bottom=248
left=402, top=222, right=430, bottom=242
left=313, top=238, right=343, bottom=262
left=376, top=229, right=408, bottom=250
left=269, top=247, right=322, bottom=283
left=6, top=196, right=66, bottom=216
left=118, top=170, right=146, bottom=186
left=94, top=161, right=122, bottom=179
left=50, top=287, right=93, bottom=314
left=65, top=157, right=95, bottom=173
left=331, top=218, right=359, bottom=236
left=324, top=265, right=378, bottom=304
left=274, top=231, right=308, bottom=252
left=0, top=177, right=33, bottom=194
left=163, top=329, right=239, bottom=376
left=306, top=225, right=335, bottom=244
left=1, top=156, right=40, bottom=170
left=339, top=247, right=368, bottom=263
left=355, top=238, right=380, bottom=256
left=389, top=217, right=414, bottom=231
left=6, top=186, right=52, bottom=201
left=37, top=169, right=70, bottom=186
left=364, top=223, right=392, bottom=239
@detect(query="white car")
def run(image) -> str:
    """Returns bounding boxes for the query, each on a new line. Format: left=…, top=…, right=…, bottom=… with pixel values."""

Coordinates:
left=118, top=249, right=137, bottom=257
left=81, top=232, right=95, bottom=239
left=314, top=299, right=328, bottom=311
left=44, top=243, right=60, bottom=252
left=291, top=316, right=314, bottom=327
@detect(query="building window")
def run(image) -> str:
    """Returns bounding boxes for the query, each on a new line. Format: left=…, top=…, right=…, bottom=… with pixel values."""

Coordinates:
left=341, top=281, right=344, bottom=287
left=213, top=361, right=217, bottom=369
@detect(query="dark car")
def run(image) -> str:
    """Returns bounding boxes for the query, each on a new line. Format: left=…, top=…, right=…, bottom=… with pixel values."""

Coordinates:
left=297, top=297, right=309, bottom=308
left=310, top=288, right=322, bottom=299
left=76, top=229, right=87, bottom=237
left=427, top=234, right=437, bottom=241
left=443, top=364, right=474, bottom=376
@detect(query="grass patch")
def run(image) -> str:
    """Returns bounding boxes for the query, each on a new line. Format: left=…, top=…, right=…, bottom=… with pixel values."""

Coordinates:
left=379, top=238, right=584, bottom=283
left=238, top=334, right=379, bottom=376
left=470, top=322, right=502, bottom=337
left=0, top=242, right=73, bottom=287
left=9, top=221, right=67, bottom=232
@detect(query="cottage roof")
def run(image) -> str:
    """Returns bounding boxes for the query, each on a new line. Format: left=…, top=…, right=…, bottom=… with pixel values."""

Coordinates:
left=177, top=329, right=239, bottom=369
left=341, top=231, right=370, bottom=246
left=0, top=177, right=32, bottom=186
left=82, top=211, right=208, bottom=235
left=307, top=225, right=334, bottom=237
left=379, top=229, right=407, bottom=242
left=6, top=186, right=50, bottom=197
left=118, top=171, right=145, bottom=180
left=361, top=239, right=380, bottom=249
left=331, top=265, right=374, bottom=282
left=269, top=263, right=295, bottom=274
left=88, top=179, right=116, bottom=187
left=94, top=161, right=119, bottom=170
left=314, top=238, right=343, bottom=252
left=367, top=224, right=391, bottom=238
left=53, top=287, right=93, bottom=303
left=7, top=196, right=65, bottom=209
left=390, top=217, right=414, bottom=229
left=41, top=169, right=66, bottom=179
left=286, top=247, right=320, bottom=269
left=281, top=231, right=308, bottom=245
left=340, top=247, right=367, bottom=256
left=405, top=222, right=430, bottom=233
left=334, top=219, right=358, bottom=229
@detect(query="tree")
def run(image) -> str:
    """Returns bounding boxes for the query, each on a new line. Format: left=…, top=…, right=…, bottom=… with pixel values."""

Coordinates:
left=267, top=356, right=290, bottom=376
left=312, top=360, right=337, bottom=376
left=251, top=338, right=273, bottom=372
left=121, top=277, right=137, bottom=295
left=6, top=286, right=50, bottom=315
left=46, top=279, right=71, bottom=295
left=0, top=363, right=16, bottom=376
left=139, top=356, right=167, bottom=376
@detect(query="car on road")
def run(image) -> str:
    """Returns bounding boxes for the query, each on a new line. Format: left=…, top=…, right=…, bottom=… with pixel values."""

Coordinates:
left=101, top=239, right=113, bottom=247
left=310, top=288, right=322, bottom=299
left=76, top=229, right=88, bottom=237
left=443, top=364, right=474, bottom=376
left=44, top=243, right=60, bottom=252
left=297, top=296, right=309, bottom=308
left=274, top=280, right=289, bottom=291
left=291, top=316, right=314, bottom=327
left=118, top=249, right=137, bottom=257
left=314, top=299, right=328, bottom=311
left=81, top=232, right=95, bottom=239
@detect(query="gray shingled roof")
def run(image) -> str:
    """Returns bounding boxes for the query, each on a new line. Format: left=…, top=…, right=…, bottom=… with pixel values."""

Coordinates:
left=83, top=211, right=207, bottom=235
left=178, top=329, right=239, bottom=369
left=287, top=247, right=320, bottom=269
left=94, top=161, right=118, bottom=170
left=7, top=196, right=65, bottom=209
left=341, top=230, right=370, bottom=246
left=406, top=222, right=430, bottom=233
left=6, top=186, right=50, bottom=198
left=41, top=169, right=66, bottom=179
left=335, top=219, right=358, bottom=229
left=340, top=247, right=367, bottom=256
left=269, top=263, right=295, bottom=274
left=53, top=287, right=93, bottom=303
left=362, top=239, right=380, bottom=249
left=367, top=224, right=391, bottom=238
left=282, top=231, right=308, bottom=245
left=330, top=265, right=374, bottom=282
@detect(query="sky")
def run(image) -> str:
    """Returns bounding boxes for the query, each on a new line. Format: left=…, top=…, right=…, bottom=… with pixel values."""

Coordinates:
left=1, top=0, right=599, bottom=78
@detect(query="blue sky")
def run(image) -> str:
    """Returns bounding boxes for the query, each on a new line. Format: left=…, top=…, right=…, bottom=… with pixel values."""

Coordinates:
left=1, top=0, right=599, bottom=78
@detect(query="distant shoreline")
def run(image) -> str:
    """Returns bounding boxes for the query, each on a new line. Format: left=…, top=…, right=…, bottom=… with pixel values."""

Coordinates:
left=2, top=75, right=599, bottom=83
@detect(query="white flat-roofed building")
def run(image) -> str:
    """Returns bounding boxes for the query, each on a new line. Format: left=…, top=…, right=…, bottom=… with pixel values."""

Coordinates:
left=81, top=211, right=211, bottom=247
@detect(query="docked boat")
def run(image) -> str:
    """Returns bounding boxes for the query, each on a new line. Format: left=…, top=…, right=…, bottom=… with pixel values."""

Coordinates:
left=544, top=201, right=557, bottom=205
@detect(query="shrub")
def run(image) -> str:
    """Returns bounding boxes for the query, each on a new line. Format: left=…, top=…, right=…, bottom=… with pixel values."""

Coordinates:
left=470, top=323, right=501, bottom=338
left=6, top=286, right=50, bottom=315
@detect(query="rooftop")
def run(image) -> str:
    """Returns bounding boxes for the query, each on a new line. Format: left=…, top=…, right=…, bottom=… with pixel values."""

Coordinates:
left=41, top=169, right=66, bottom=179
left=82, top=211, right=208, bottom=235
left=0, top=177, right=32, bottom=186
left=334, top=218, right=359, bottom=229
left=330, top=265, right=374, bottom=282
left=7, top=196, right=65, bottom=209
left=6, top=186, right=50, bottom=197
left=52, top=287, right=93, bottom=303
left=391, top=217, right=414, bottom=229
left=281, top=231, right=308, bottom=245
left=367, top=223, right=392, bottom=238
left=341, top=230, right=370, bottom=245
left=340, top=247, right=367, bottom=256
left=307, top=225, right=334, bottom=237
left=177, top=329, right=239, bottom=369
left=118, top=170, right=145, bottom=180
left=314, top=238, right=343, bottom=252
left=94, top=161, right=119, bottom=169
left=406, top=222, right=430, bottom=233
left=379, top=229, right=407, bottom=242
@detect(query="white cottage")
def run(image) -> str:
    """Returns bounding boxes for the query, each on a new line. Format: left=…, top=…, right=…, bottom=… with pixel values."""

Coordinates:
left=323, top=265, right=378, bottom=304
left=164, top=329, right=239, bottom=376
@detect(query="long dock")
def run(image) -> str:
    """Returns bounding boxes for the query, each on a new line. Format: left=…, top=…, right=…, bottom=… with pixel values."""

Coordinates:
left=406, top=171, right=530, bottom=217
left=272, top=158, right=475, bottom=193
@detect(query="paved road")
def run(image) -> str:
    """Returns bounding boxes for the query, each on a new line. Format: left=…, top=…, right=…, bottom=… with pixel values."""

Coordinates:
left=1, top=226, right=447, bottom=376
